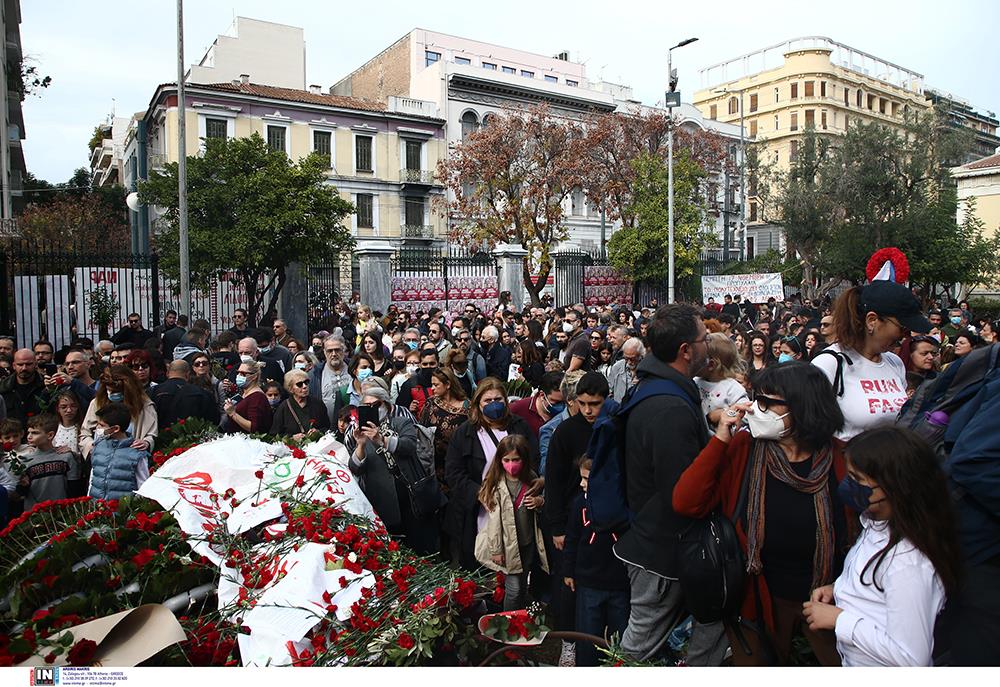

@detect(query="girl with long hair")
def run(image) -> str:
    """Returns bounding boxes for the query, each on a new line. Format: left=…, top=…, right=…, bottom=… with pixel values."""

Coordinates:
left=747, top=331, right=773, bottom=373
left=475, top=434, right=548, bottom=610
left=360, top=331, right=392, bottom=380
left=803, top=426, right=961, bottom=666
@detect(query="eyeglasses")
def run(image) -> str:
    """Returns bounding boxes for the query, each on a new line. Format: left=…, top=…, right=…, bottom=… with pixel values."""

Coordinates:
left=192, top=360, right=210, bottom=367
left=130, top=363, right=149, bottom=370
left=820, top=322, right=832, bottom=328
left=294, top=380, right=309, bottom=388
left=365, top=400, right=381, bottom=408
left=326, top=348, right=345, bottom=354
left=128, top=320, right=140, bottom=325
left=590, top=335, right=603, bottom=340
left=752, top=394, right=787, bottom=410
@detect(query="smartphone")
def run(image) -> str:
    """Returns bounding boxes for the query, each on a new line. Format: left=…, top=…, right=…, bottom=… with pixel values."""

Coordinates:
left=357, top=405, right=378, bottom=429
left=43, top=363, right=58, bottom=376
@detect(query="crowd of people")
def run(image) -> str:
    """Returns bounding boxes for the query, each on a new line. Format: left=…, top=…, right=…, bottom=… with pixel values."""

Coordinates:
left=0, top=283, right=997, bottom=668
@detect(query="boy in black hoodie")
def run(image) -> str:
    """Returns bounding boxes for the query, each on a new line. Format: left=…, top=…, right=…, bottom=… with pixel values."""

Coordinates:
left=563, top=455, right=630, bottom=666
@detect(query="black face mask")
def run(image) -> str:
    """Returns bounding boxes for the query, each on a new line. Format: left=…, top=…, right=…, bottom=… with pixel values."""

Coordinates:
left=393, top=359, right=406, bottom=370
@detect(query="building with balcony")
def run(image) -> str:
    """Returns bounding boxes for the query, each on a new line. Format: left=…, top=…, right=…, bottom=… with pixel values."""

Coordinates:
left=693, top=36, right=932, bottom=257
left=88, top=116, right=130, bottom=187
left=926, top=88, right=1000, bottom=164
left=1, top=0, right=25, bottom=221
left=332, top=29, right=620, bottom=254
left=122, top=77, right=447, bottom=254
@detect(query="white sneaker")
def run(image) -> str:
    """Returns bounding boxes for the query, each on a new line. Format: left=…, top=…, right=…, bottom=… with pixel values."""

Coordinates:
left=558, top=640, right=576, bottom=667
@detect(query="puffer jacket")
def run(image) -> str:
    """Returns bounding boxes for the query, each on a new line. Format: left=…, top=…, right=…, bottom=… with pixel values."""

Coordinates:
left=89, top=434, right=148, bottom=500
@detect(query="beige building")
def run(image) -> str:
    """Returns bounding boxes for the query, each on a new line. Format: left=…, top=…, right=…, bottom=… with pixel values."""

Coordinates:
left=953, top=151, right=1000, bottom=295
left=187, top=16, right=306, bottom=91
left=694, top=36, right=930, bottom=253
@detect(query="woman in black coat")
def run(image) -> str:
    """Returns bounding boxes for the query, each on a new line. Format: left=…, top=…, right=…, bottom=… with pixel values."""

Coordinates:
left=444, top=376, right=541, bottom=570
left=269, top=369, right=331, bottom=438
left=346, top=386, right=438, bottom=555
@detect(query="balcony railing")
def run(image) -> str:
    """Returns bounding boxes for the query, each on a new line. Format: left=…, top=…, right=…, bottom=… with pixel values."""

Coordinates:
left=402, top=224, right=434, bottom=239
left=0, top=218, right=19, bottom=237
left=399, top=168, right=437, bottom=185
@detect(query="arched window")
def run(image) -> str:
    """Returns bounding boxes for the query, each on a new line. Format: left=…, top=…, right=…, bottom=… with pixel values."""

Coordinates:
left=856, top=89, right=863, bottom=108
left=481, top=114, right=492, bottom=128
left=461, top=111, right=479, bottom=140
left=728, top=97, right=738, bottom=115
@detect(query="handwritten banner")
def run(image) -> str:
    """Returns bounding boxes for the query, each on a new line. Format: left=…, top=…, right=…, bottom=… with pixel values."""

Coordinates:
left=701, top=273, right=785, bottom=304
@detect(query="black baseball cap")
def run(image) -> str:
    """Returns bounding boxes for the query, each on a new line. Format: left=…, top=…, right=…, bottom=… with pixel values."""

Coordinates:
left=860, top=281, right=931, bottom=334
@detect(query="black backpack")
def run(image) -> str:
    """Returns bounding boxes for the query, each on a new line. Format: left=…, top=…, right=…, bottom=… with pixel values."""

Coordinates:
left=675, top=444, right=753, bottom=624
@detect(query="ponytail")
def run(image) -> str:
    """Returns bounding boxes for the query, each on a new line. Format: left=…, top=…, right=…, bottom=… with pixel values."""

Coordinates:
left=832, top=286, right=866, bottom=352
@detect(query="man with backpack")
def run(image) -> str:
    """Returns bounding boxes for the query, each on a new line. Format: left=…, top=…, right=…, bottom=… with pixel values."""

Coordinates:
left=611, top=304, right=728, bottom=665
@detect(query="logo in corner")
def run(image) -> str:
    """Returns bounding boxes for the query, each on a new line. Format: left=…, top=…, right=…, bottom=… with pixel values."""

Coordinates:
left=31, top=667, right=60, bottom=686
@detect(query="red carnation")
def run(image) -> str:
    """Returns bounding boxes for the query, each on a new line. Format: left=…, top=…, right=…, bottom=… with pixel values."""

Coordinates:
left=254, top=470, right=264, bottom=480
left=492, top=585, right=505, bottom=603
left=1, top=442, right=13, bottom=451
left=67, top=638, right=98, bottom=666
left=397, top=632, right=415, bottom=650
left=866, top=247, right=910, bottom=284
left=131, top=548, right=156, bottom=569
left=294, top=475, right=306, bottom=488
left=292, top=447, right=306, bottom=460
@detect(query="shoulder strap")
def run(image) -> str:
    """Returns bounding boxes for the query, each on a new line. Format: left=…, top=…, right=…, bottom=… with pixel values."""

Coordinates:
left=618, top=378, right=696, bottom=415
left=483, top=425, right=502, bottom=448
left=286, top=399, right=306, bottom=434
left=733, top=437, right=756, bottom=529
left=813, top=349, right=853, bottom=397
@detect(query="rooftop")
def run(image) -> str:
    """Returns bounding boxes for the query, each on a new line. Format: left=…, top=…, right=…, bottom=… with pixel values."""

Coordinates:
left=197, top=81, right=388, bottom=112
left=959, top=152, right=1000, bottom=172
left=698, top=36, right=924, bottom=95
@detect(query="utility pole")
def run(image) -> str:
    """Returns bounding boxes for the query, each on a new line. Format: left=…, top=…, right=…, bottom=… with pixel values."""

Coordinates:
left=666, top=37, right=698, bottom=304
left=176, top=0, right=190, bottom=320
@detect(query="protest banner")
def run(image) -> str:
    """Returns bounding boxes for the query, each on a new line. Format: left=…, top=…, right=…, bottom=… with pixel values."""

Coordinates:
left=701, top=272, right=785, bottom=304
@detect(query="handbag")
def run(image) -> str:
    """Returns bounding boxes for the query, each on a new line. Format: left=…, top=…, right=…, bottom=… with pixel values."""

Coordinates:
left=377, top=421, right=445, bottom=519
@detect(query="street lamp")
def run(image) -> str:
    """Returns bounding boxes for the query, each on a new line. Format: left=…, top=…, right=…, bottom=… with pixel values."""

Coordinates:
left=713, top=86, right=747, bottom=263
left=666, top=37, right=698, bottom=304
left=176, top=0, right=190, bottom=321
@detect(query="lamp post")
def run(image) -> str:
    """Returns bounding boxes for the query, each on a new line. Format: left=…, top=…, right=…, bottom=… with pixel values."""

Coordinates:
left=667, top=37, right=698, bottom=304
left=176, top=0, right=190, bottom=321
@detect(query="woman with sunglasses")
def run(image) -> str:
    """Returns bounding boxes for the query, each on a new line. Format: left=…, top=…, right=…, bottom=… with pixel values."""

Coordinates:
left=79, top=364, right=157, bottom=459
left=813, top=280, right=931, bottom=440
left=186, top=351, right=226, bottom=415
left=270, top=368, right=331, bottom=439
left=674, top=362, right=850, bottom=665
left=125, top=350, right=158, bottom=392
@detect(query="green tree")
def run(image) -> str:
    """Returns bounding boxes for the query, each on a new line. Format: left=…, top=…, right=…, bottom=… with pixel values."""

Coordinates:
left=607, top=151, right=716, bottom=286
left=139, top=133, right=355, bottom=324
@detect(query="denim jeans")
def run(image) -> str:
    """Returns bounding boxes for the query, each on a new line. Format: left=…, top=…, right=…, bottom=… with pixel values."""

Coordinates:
left=575, top=585, right=630, bottom=666
left=504, top=572, right=528, bottom=611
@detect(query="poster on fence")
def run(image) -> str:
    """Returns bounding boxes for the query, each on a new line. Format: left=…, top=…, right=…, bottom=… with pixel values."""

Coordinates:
left=701, top=273, right=785, bottom=304
left=44, top=275, right=72, bottom=350
left=14, top=276, right=40, bottom=349
left=583, top=265, right=632, bottom=306
left=390, top=275, right=498, bottom=313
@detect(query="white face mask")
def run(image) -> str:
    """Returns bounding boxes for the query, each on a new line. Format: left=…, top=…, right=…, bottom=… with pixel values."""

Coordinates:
left=406, top=364, right=419, bottom=375
left=240, top=354, right=255, bottom=364
left=562, top=321, right=575, bottom=334
left=745, top=405, right=791, bottom=441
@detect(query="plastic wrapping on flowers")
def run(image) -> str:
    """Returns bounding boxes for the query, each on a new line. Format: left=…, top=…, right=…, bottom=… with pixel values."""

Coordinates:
left=0, top=431, right=496, bottom=667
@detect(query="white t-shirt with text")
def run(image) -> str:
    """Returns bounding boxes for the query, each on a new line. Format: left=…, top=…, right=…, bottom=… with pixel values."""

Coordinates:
left=813, top=344, right=907, bottom=440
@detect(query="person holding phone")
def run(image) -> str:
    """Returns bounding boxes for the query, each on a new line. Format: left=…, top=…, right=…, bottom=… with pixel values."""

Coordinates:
left=345, top=387, right=438, bottom=555
left=41, top=348, right=97, bottom=407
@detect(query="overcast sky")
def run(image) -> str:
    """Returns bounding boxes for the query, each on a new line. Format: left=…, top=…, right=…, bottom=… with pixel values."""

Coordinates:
left=20, top=0, right=1000, bottom=183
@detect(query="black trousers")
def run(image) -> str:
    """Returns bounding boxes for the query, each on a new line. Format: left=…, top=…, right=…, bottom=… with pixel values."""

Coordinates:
left=939, top=555, right=1000, bottom=666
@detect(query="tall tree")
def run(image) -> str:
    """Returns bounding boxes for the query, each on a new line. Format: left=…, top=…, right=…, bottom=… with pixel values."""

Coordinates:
left=582, top=108, right=733, bottom=231
left=606, top=151, right=716, bottom=290
left=436, top=104, right=587, bottom=306
left=139, top=133, right=355, bottom=325
left=16, top=193, right=130, bottom=250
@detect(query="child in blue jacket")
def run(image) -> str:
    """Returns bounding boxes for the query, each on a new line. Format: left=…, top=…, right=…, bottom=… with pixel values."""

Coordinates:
left=563, top=455, right=630, bottom=666
left=89, top=403, right=151, bottom=501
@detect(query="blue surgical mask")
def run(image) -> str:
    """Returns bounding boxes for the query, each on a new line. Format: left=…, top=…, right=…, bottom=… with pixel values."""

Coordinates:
left=268, top=397, right=281, bottom=407
left=357, top=368, right=373, bottom=381
left=406, top=341, right=418, bottom=351
left=483, top=400, right=507, bottom=420
left=235, top=374, right=249, bottom=388
left=778, top=353, right=795, bottom=364
left=837, top=475, right=876, bottom=513
left=950, top=316, right=962, bottom=325
left=294, top=362, right=307, bottom=371
left=108, top=391, right=124, bottom=402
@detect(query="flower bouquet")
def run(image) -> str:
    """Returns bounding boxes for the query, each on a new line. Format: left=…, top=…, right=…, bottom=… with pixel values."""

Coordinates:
left=477, top=602, right=550, bottom=646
